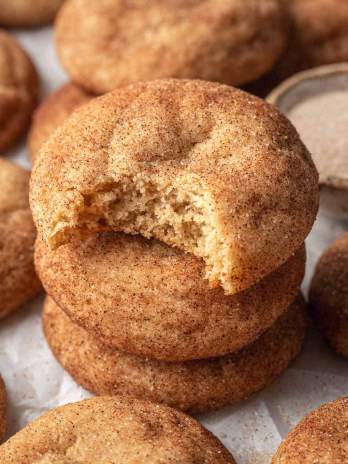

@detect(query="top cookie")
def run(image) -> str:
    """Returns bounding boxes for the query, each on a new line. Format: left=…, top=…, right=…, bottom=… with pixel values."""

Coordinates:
left=31, top=79, right=319, bottom=295
left=29, top=82, right=93, bottom=162
left=0, top=0, right=64, bottom=27
left=273, top=397, right=348, bottom=463
left=55, top=0, right=288, bottom=94
left=0, top=30, right=39, bottom=151
left=0, top=396, right=236, bottom=463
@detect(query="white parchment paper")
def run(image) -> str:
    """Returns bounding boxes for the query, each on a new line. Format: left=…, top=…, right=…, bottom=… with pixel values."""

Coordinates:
left=2, top=27, right=348, bottom=464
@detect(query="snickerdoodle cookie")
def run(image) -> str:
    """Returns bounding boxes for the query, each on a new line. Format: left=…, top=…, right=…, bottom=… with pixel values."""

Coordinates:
left=30, top=79, right=318, bottom=295
left=43, top=295, right=307, bottom=413
left=55, top=0, right=287, bottom=94
left=0, top=159, right=41, bottom=318
left=0, top=396, right=236, bottom=463
left=35, top=232, right=305, bottom=361
left=29, top=82, right=92, bottom=162
left=309, top=234, right=348, bottom=357
left=273, top=397, right=348, bottom=463
left=0, top=0, right=64, bottom=27
left=248, top=0, right=348, bottom=97
left=0, top=30, right=39, bottom=151
left=0, top=376, right=6, bottom=441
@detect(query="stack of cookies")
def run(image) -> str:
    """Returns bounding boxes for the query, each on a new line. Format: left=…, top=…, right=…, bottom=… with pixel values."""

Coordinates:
left=31, top=79, right=319, bottom=413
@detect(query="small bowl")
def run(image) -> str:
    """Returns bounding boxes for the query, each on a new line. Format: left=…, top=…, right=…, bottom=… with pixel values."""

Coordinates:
left=267, top=63, right=348, bottom=220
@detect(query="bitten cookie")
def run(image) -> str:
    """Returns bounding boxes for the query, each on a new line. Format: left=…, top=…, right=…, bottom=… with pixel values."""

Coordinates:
left=0, top=376, right=6, bottom=441
left=0, top=159, right=42, bottom=318
left=309, top=234, right=348, bottom=357
left=0, top=396, right=236, bottom=463
left=273, top=397, right=348, bottom=463
left=0, top=0, right=64, bottom=27
left=30, top=79, right=318, bottom=295
left=0, top=30, right=39, bottom=151
left=43, top=296, right=307, bottom=414
left=29, top=83, right=92, bottom=162
left=55, top=0, right=288, bottom=94
left=35, top=233, right=305, bottom=362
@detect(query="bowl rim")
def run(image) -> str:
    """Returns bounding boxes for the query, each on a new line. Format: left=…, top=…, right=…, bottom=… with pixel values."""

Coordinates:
left=266, top=63, right=348, bottom=191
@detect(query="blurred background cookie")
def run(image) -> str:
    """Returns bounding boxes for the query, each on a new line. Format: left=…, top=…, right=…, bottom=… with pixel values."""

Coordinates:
left=273, top=397, right=348, bottom=463
left=55, top=0, right=288, bottom=94
left=35, top=234, right=305, bottom=361
left=43, top=295, right=307, bottom=413
left=0, top=396, right=237, bottom=463
left=30, top=79, right=318, bottom=296
left=0, top=30, right=39, bottom=151
left=310, top=234, right=348, bottom=357
left=0, top=159, right=41, bottom=318
left=0, top=0, right=65, bottom=28
left=29, top=82, right=93, bottom=162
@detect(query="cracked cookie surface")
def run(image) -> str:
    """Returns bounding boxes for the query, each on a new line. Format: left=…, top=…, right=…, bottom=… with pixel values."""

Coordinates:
left=36, top=232, right=305, bottom=361
left=0, top=159, right=41, bottom=318
left=0, top=396, right=236, bottom=463
left=55, top=0, right=288, bottom=94
left=31, top=79, right=318, bottom=295
left=0, top=30, right=39, bottom=151
left=43, top=296, right=307, bottom=413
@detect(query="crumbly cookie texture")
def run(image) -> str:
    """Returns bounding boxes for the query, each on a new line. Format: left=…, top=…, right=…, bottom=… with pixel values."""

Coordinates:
left=310, top=233, right=348, bottom=357
left=0, top=30, right=39, bottom=151
left=0, top=0, right=64, bottom=27
left=29, top=83, right=93, bottom=163
left=43, top=295, right=307, bottom=413
left=35, top=233, right=305, bottom=361
left=30, top=79, right=318, bottom=295
left=273, top=397, right=348, bottom=463
left=0, top=376, right=6, bottom=441
left=0, top=159, right=42, bottom=317
left=0, top=396, right=236, bottom=463
left=55, top=0, right=288, bottom=94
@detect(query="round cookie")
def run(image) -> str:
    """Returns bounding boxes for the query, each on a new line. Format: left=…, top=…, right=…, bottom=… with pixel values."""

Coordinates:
left=0, top=376, right=6, bottom=441
left=0, top=396, right=236, bottom=463
left=273, top=397, right=348, bottom=463
left=0, top=159, right=42, bottom=318
left=309, top=234, right=348, bottom=357
left=43, top=295, right=307, bottom=414
left=0, top=0, right=64, bottom=27
left=55, top=0, right=288, bottom=94
left=0, top=30, right=39, bottom=151
left=29, top=83, right=93, bottom=162
left=248, top=0, right=348, bottom=98
left=35, top=232, right=305, bottom=361
left=30, top=79, right=319, bottom=296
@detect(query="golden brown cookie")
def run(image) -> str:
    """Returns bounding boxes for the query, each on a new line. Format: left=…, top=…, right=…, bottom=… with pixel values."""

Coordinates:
left=29, top=83, right=93, bottom=162
left=43, top=295, right=307, bottom=414
left=30, top=79, right=318, bottom=295
left=309, top=234, right=348, bottom=357
left=0, top=396, right=237, bottom=463
left=0, top=0, right=64, bottom=27
left=35, top=232, right=305, bottom=361
left=0, top=376, right=6, bottom=441
left=273, top=397, right=348, bottom=463
left=55, top=0, right=288, bottom=94
left=0, top=159, right=42, bottom=318
left=247, top=0, right=348, bottom=98
left=0, top=30, right=39, bottom=151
